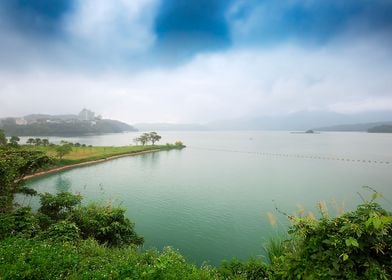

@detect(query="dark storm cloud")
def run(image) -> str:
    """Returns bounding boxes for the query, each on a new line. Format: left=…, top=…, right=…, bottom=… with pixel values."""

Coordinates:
left=153, top=0, right=233, bottom=57
left=0, top=0, right=74, bottom=36
left=229, top=0, right=392, bottom=45
left=1, top=0, right=392, bottom=67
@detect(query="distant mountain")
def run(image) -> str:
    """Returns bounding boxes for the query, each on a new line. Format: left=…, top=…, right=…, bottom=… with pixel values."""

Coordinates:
left=205, top=111, right=392, bottom=131
left=368, top=124, right=392, bottom=133
left=0, top=110, right=137, bottom=136
left=24, top=114, right=78, bottom=123
left=135, top=123, right=207, bottom=131
left=315, top=121, right=392, bottom=132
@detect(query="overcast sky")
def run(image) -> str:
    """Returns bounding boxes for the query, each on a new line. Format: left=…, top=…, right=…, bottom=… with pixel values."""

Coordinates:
left=1, top=0, right=392, bottom=123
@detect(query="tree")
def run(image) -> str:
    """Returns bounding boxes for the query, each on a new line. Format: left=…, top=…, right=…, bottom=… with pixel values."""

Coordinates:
left=38, top=192, right=82, bottom=222
left=34, top=138, right=42, bottom=146
left=26, top=138, right=35, bottom=145
left=148, top=132, right=162, bottom=145
left=0, top=148, right=51, bottom=213
left=55, top=144, right=72, bottom=159
left=0, top=129, right=7, bottom=146
left=135, top=134, right=149, bottom=146
left=134, top=132, right=162, bottom=146
left=9, top=136, right=20, bottom=147
left=42, top=139, right=50, bottom=146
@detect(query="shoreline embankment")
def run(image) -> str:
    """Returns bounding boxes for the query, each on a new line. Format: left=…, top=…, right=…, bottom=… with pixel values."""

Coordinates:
left=22, top=149, right=161, bottom=181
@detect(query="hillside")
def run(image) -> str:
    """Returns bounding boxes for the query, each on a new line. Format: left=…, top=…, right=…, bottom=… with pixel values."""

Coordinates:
left=368, top=124, right=392, bottom=133
left=315, top=121, right=392, bottom=132
left=135, top=122, right=207, bottom=131
left=0, top=109, right=137, bottom=136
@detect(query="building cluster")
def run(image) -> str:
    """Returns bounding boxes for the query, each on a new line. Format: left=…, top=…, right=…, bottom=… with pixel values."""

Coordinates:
left=0, top=109, right=102, bottom=126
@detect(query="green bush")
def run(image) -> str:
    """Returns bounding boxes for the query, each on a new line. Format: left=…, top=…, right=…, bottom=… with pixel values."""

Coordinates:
left=36, top=192, right=144, bottom=247
left=38, top=192, right=82, bottom=223
left=0, top=237, right=81, bottom=279
left=39, top=220, right=80, bottom=243
left=271, top=198, right=392, bottom=279
left=0, top=207, right=38, bottom=240
left=175, top=141, right=184, bottom=146
left=71, top=203, right=144, bottom=246
left=218, top=258, right=270, bottom=279
left=0, top=238, right=219, bottom=280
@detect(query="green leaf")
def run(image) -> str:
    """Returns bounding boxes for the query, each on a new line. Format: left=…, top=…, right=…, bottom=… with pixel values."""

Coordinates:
left=345, top=237, right=359, bottom=248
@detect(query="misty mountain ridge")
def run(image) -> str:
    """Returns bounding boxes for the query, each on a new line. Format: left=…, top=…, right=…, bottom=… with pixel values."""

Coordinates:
left=135, top=123, right=207, bottom=131
left=131, top=110, right=392, bottom=131
left=205, top=110, right=392, bottom=131
left=315, top=121, right=392, bottom=132
left=0, top=109, right=137, bottom=136
left=2, top=110, right=392, bottom=133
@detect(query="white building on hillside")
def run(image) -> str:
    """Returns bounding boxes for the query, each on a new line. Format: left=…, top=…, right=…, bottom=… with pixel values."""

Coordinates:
left=78, top=109, right=95, bottom=121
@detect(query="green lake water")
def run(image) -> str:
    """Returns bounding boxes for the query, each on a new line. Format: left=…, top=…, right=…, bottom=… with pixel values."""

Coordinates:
left=21, top=131, right=392, bottom=265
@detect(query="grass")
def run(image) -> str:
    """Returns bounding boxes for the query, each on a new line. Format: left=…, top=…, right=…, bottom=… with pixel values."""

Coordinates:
left=263, top=235, right=288, bottom=263
left=0, top=237, right=218, bottom=280
left=22, top=143, right=184, bottom=168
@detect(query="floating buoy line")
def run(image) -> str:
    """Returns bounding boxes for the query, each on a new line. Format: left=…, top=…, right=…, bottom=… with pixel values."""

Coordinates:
left=187, top=146, right=391, bottom=165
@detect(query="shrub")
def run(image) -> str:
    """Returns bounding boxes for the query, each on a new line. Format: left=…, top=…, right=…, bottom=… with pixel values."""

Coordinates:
left=218, top=258, right=270, bottom=279
left=0, top=237, right=80, bottom=279
left=38, top=192, right=82, bottom=224
left=0, top=207, right=39, bottom=239
left=0, top=238, right=219, bottom=280
left=36, top=192, right=144, bottom=247
left=70, top=203, right=144, bottom=247
left=175, top=141, right=184, bottom=146
left=271, top=197, right=392, bottom=279
left=39, top=220, right=80, bottom=243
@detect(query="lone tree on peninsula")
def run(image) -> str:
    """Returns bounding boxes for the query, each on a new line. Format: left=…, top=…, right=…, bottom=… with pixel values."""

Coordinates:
left=148, top=132, right=162, bottom=145
left=55, top=144, right=73, bottom=159
left=134, top=132, right=162, bottom=146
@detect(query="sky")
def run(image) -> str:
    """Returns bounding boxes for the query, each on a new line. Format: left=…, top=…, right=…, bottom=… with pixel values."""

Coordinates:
left=0, top=0, right=392, bottom=123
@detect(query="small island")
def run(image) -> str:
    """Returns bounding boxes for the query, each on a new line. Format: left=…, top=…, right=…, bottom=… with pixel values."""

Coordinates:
left=290, top=129, right=318, bottom=134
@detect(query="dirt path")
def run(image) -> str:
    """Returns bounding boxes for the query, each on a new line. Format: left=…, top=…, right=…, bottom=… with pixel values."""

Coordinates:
left=22, top=149, right=161, bottom=181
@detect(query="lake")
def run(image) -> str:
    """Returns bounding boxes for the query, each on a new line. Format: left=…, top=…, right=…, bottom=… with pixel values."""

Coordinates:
left=21, top=131, right=392, bottom=265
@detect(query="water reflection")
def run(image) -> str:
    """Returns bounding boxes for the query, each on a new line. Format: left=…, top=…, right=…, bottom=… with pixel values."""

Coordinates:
left=139, top=151, right=160, bottom=168
left=55, top=175, right=72, bottom=192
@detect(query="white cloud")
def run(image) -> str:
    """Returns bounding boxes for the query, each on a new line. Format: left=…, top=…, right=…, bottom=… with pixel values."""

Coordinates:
left=1, top=38, right=392, bottom=123
left=65, top=0, right=159, bottom=55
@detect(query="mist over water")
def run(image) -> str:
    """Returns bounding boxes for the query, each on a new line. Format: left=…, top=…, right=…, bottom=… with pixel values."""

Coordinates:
left=21, top=131, right=392, bottom=265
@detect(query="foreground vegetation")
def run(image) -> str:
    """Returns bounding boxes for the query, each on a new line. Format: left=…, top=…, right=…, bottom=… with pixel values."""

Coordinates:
left=1, top=191, right=390, bottom=279
left=1, top=132, right=391, bottom=279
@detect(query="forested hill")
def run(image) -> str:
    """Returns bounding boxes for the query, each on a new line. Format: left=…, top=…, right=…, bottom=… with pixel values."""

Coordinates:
left=368, top=124, right=392, bottom=133
left=0, top=115, right=137, bottom=136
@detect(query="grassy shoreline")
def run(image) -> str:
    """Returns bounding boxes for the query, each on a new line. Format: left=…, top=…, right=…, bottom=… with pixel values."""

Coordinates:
left=22, top=144, right=184, bottom=180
